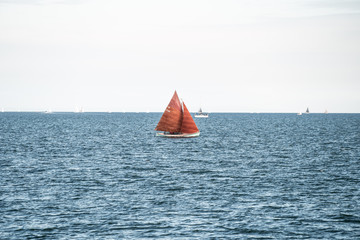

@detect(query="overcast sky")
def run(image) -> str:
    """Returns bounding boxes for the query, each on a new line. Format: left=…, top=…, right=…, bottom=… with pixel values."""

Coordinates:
left=1, top=0, right=359, bottom=113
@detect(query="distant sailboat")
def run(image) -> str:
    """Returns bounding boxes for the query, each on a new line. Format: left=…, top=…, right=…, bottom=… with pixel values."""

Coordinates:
left=297, top=112, right=302, bottom=115
left=324, top=109, right=328, bottom=114
left=75, top=107, right=84, bottom=113
left=44, top=109, right=53, bottom=114
left=195, top=107, right=209, bottom=118
left=155, top=91, right=200, bottom=138
left=1, top=108, right=4, bottom=113
left=305, top=107, right=310, bottom=114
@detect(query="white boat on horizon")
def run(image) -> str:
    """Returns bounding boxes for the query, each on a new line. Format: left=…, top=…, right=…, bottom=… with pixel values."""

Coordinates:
left=44, top=109, right=53, bottom=114
left=194, top=108, right=209, bottom=118
left=75, top=107, right=84, bottom=113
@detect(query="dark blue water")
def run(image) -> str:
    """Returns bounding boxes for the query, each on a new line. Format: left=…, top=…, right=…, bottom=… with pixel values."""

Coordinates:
left=1, top=112, right=359, bottom=239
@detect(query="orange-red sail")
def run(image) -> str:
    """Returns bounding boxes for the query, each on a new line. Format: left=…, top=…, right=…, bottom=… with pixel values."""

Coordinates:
left=155, top=91, right=183, bottom=132
left=180, top=102, right=199, bottom=134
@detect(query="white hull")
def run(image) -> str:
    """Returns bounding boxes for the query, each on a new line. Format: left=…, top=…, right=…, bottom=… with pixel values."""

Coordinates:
left=195, top=114, right=208, bottom=118
left=156, top=132, right=200, bottom=138
left=44, top=109, right=53, bottom=114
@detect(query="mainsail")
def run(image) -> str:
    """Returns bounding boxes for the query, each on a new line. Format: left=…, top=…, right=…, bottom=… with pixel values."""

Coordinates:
left=155, top=91, right=183, bottom=132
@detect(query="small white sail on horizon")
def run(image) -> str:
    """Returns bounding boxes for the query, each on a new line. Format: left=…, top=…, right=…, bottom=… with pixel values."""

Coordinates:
left=75, top=107, right=84, bottom=113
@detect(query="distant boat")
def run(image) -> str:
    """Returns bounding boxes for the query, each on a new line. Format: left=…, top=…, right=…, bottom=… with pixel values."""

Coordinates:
left=195, top=107, right=209, bottom=118
left=305, top=107, right=310, bottom=114
left=324, top=109, right=328, bottom=114
left=297, top=112, right=302, bottom=115
left=44, top=109, right=53, bottom=114
left=1, top=108, right=4, bottom=113
left=155, top=91, right=200, bottom=138
left=75, top=107, right=84, bottom=113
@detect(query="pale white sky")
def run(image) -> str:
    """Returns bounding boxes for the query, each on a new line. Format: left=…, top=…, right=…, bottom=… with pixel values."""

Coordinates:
left=1, top=0, right=359, bottom=112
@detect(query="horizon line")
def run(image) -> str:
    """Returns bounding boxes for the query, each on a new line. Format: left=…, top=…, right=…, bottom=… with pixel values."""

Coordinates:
left=1, top=111, right=359, bottom=114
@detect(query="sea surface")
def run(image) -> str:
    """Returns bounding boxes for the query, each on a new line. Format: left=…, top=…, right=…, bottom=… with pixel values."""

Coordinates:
left=1, top=112, right=359, bottom=239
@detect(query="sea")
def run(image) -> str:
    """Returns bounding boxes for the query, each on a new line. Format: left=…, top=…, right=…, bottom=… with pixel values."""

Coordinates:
left=1, top=112, right=359, bottom=239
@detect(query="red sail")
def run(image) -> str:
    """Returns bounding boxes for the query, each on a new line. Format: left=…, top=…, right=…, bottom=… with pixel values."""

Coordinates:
left=180, top=102, right=199, bottom=134
left=155, top=91, right=183, bottom=132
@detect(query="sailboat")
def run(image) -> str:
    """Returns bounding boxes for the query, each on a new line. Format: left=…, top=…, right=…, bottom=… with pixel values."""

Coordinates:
left=324, top=109, right=328, bottom=114
left=44, top=109, right=53, bottom=114
left=195, top=107, right=209, bottom=118
left=155, top=91, right=200, bottom=138
left=75, top=107, right=84, bottom=113
left=305, top=107, right=310, bottom=114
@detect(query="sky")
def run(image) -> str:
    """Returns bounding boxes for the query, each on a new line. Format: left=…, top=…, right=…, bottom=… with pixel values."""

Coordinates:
left=0, top=0, right=359, bottom=113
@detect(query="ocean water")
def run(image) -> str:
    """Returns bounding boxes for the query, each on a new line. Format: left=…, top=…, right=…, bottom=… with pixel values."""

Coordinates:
left=1, top=112, right=359, bottom=239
